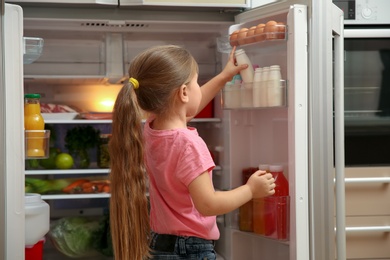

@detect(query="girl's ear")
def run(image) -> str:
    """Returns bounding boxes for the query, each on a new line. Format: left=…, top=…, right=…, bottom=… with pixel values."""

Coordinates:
left=178, top=84, right=189, bottom=103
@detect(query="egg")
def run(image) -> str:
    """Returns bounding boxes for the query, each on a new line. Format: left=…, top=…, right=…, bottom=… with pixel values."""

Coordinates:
left=245, top=26, right=257, bottom=44
left=229, top=30, right=240, bottom=47
left=237, top=28, right=249, bottom=45
left=265, top=20, right=278, bottom=40
left=254, top=23, right=266, bottom=42
left=277, top=22, right=286, bottom=39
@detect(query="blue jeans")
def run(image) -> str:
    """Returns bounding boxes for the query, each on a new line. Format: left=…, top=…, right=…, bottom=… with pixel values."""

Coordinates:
left=149, top=232, right=216, bottom=260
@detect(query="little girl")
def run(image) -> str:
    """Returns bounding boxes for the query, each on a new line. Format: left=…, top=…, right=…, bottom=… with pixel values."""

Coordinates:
left=109, top=45, right=276, bottom=260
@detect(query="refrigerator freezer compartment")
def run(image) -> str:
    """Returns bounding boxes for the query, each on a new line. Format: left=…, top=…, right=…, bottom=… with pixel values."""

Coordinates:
left=217, top=24, right=287, bottom=53
left=23, top=37, right=44, bottom=64
left=25, top=130, right=51, bottom=159
left=222, top=80, right=287, bottom=109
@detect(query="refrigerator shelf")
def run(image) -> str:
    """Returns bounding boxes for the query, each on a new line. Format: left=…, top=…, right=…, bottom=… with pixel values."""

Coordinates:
left=222, top=79, right=287, bottom=109
left=23, top=37, right=44, bottom=64
left=43, top=117, right=222, bottom=124
left=25, top=166, right=221, bottom=175
left=25, top=168, right=110, bottom=175
left=41, top=193, right=110, bottom=200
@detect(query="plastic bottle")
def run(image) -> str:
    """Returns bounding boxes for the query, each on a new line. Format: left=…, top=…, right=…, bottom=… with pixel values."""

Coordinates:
left=252, top=68, right=263, bottom=108
left=24, top=94, right=45, bottom=157
left=260, top=66, right=270, bottom=107
left=253, top=164, right=269, bottom=235
left=239, top=167, right=258, bottom=232
left=264, top=165, right=289, bottom=240
left=267, top=65, right=282, bottom=106
left=234, top=49, right=254, bottom=83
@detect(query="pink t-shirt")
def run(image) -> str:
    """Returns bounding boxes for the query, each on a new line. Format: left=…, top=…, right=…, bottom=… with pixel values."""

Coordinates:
left=144, top=117, right=219, bottom=240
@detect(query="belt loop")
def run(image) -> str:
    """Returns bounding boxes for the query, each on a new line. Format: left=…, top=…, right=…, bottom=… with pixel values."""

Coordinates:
left=178, top=237, right=186, bottom=255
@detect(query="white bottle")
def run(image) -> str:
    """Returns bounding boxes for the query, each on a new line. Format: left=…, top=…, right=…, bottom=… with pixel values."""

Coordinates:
left=267, top=65, right=282, bottom=106
left=252, top=68, right=263, bottom=107
left=235, top=49, right=254, bottom=83
left=260, top=66, right=270, bottom=107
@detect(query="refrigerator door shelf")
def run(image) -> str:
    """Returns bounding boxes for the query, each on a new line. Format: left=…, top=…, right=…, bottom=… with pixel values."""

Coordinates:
left=217, top=29, right=287, bottom=53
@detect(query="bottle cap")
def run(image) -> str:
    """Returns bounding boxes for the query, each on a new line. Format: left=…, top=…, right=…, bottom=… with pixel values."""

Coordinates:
left=269, top=165, right=283, bottom=172
left=24, top=93, right=41, bottom=99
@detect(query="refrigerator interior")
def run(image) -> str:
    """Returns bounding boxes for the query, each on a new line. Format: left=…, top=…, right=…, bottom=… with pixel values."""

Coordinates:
left=20, top=3, right=310, bottom=259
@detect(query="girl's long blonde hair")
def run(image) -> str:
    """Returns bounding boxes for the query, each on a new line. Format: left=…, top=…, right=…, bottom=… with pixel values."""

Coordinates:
left=109, top=45, right=198, bottom=260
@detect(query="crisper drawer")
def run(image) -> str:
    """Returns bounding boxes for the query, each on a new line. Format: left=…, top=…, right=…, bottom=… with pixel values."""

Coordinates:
left=345, top=216, right=390, bottom=259
left=344, top=167, right=390, bottom=216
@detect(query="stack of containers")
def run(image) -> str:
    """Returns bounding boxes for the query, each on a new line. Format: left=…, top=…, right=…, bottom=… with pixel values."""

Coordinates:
left=224, top=50, right=285, bottom=109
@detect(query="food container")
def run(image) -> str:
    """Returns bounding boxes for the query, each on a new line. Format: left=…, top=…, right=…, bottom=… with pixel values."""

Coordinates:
left=25, top=130, right=50, bottom=159
left=25, top=193, right=50, bottom=246
left=98, top=134, right=111, bottom=168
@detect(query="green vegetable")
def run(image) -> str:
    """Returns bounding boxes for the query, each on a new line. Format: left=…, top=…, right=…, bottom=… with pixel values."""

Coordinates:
left=65, top=126, right=100, bottom=168
left=39, top=147, right=61, bottom=169
left=49, top=217, right=101, bottom=257
left=25, top=178, right=73, bottom=194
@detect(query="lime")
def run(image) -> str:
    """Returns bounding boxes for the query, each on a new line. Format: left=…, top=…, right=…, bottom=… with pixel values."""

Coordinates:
left=55, top=153, right=74, bottom=169
left=40, top=147, right=60, bottom=169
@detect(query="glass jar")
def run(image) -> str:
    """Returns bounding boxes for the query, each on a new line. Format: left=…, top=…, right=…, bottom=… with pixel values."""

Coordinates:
left=97, top=134, right=111, bottom=168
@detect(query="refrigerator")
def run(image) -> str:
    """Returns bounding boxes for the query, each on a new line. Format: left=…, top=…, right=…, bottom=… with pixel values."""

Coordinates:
left=0, top=0, right=345, bottom=259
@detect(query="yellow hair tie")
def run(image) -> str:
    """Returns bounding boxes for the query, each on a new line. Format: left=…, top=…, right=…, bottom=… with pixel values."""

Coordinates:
left=129, top=77, right=139, bottom=89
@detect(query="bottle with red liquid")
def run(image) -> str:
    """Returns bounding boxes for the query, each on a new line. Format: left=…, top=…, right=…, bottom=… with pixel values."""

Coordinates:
left=264, top=165, right=289, bottom=240
left=239, top=167, right=258, bottom=232
left=253, top=164, right=269, bottom=235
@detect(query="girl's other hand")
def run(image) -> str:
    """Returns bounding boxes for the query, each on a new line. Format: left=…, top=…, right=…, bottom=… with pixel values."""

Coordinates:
left=220, top=46, right=249, bottom=82
left=246, top=171, right=276, bottom=199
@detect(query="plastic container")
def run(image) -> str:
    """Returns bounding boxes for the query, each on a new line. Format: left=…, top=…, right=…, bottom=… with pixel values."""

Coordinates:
left=241, top=82, right=253, bottom=108
left=223, top=82, right=241, bottom=109
left=253, top=164, right=269, bottom=234
left=239, top=167, right=258, bottom=232
left=260, top=67, right=270, bottom=107
left=234, top=49, right=254, bottom=84
left=98, top=134, right=111, bottom=168
left=252, top=68, right=263, bottom=108
left=25, top=238, right=45, bottom=260
left=264, top=165, right=289, bottom=240
left=267, top=65, right=283, bottom=107
left=25, top=193, right=50, bottom=246
left=25, top=130, right=50, bottom=159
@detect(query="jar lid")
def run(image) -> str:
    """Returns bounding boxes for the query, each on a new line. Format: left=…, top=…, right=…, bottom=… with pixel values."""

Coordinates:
left=24, top=93, right=41, bottom=99
left=25, top=193, right=42, bottom=204
left=269, top=165, right=283, bottom=172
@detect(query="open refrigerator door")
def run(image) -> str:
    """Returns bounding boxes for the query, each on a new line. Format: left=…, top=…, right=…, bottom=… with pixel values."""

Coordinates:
left=214, top=4, right=309, bottom=260
left=2, top=3, right=25, bottom=259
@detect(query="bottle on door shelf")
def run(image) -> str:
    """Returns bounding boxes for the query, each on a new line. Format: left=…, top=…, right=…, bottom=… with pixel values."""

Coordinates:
left=252, top=68, right=263, bottom=108
left=267, top=65, right=283, bottom=107
left=260, top=66, right=270, bottom=107
left=234, top=49, right=254, bottom=84
left=253, top=164, right=270, bottom=235
left=239, top=167, right=258, bottom=232
left=24, top=93, right=46, bottom=158
left=264, top=164, right=289, bottom=240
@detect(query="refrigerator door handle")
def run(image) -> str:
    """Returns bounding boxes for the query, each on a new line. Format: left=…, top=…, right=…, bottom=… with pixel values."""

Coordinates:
left=332, top=4, right=346, bottom=260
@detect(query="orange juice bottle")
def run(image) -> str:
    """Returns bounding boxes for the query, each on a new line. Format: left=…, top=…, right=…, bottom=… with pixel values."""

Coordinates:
left=24, top=93, right=45, bottom=157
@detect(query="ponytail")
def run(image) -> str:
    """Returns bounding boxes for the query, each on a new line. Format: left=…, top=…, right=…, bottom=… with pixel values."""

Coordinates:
left=109, top=83, right=150, bottom=260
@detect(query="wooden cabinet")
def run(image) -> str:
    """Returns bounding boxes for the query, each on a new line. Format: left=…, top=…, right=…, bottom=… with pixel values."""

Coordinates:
left=343, top=167, right=390, bottom=259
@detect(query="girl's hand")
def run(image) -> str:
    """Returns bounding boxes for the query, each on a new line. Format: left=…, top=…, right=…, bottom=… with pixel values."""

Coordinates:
left=246, top=171, right=276, bottom=199
left=220, top=46, right=249, bottom=82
